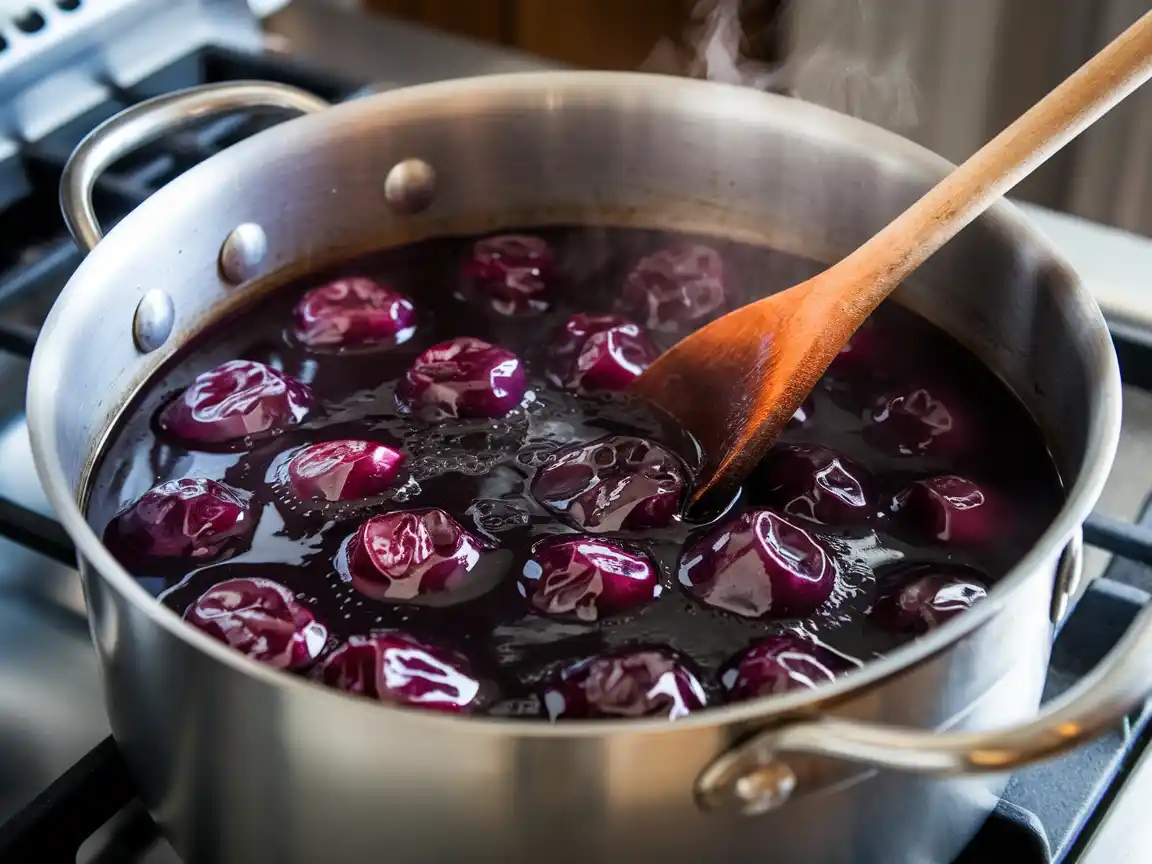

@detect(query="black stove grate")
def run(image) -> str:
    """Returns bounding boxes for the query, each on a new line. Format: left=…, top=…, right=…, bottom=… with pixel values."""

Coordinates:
left=0, top=44, right=361, bottom=575
left=0, top=45, right=357, bottom=354
left=0, top=41, right=1150, bottom=864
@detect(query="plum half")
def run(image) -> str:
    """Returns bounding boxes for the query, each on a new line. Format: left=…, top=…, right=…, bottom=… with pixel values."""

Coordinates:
left=285, top=439, right=405, bottom=503
left=721, top=634, right=853, bottom=700
left=519, top=535, right=660, bottom=621
left=462, top=234, right=556, bottom=315
left=314, top=631, right=483, bottom=712
left=679, top=509, right=835, bottom=619
left=542, top=648, right=707, bottom=720
left=157, top=360, right=311, bottom=446
left=530, top=435, right=686, bottom=533
left=622, top=244, right=726, bottom=331
left=292, top=277, right=416, bottom=348
left=184, top=577, right=327, bottom=670
left=106, top=478, right=250, bottom=561
left=343, top=508, right=485, bottom=602
left=548, top=313, right=658, bottom=392
left=396, top=337, right=527, bottom=420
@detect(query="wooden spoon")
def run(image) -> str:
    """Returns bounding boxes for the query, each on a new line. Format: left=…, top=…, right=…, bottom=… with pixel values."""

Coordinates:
left=634, top=9, right=1152, bottom=511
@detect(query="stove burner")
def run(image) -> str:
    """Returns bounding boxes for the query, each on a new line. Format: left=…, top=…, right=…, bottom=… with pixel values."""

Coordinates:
left=0, top=36, right=1148, bottom=864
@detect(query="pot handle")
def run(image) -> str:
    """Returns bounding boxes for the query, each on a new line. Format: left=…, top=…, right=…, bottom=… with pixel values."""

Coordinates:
left=696, top=532, right=1152, bottom=815
left=60, top=81, right=330, bottom=252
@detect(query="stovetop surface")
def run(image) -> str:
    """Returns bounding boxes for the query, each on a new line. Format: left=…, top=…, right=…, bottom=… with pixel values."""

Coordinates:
left=0, top=2, right=1151, bottom=862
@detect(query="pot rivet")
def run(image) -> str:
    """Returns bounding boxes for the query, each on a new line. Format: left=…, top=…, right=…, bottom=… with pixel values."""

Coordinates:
left=733, top=763, right=797, bottom=816
left=219, top=222, right=268, bottom=285
left=384, top=158, right=437, bottom=215
left=133, top=289, right=175, bottom=353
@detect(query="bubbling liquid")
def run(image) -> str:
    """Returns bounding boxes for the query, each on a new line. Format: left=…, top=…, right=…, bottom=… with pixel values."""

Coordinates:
left=86, top=226, right=1062, bottom=720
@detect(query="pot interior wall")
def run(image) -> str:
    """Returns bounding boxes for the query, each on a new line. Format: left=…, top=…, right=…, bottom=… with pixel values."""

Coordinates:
left=22, top=74, right=1122, bottom=864
left=33, top=73, right=1111, bottom=521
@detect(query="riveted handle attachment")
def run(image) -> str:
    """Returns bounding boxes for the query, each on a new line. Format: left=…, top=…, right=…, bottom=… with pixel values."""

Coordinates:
left=61, top=81, right=329, bottom=252
left=696, top=531, right=1152, bottom=816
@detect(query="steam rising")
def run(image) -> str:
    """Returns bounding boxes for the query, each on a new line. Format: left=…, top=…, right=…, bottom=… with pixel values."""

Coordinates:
left=568, top=1, right=922, bottom=301
left=645, top=0, right=920, bottom=129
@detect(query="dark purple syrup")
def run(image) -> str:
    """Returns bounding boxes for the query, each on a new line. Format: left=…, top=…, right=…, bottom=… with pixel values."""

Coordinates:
left=85, top=227, right=1063, bottom=719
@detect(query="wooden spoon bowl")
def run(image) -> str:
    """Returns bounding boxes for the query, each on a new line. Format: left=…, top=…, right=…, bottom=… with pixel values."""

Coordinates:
left=635, top=9, right=1152, bottom=509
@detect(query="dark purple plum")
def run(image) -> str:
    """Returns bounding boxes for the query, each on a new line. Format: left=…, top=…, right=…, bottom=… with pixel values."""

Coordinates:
left=679, top=509, right=834, bottom=619
left=890, top=475, right=999, bottom=547
left=184, top=577, right=327, bottom=670
left=828, top=322, right=890, bottom=379
left=463, top=234, right=556, bottom=315
left=530, top=435, right=685, bottom=532
left=396, top=337, right=527, bottom=420
left=756, top=444, right=873, bottom=525
left=285, top=439, right=405, bottom=502
left=721, top=634, right=854, bottom=700
left=519, top=535, right=659, bottom=621
left=343, top=508, right=484, bottom=602
left=157, top=359, right=311, bottom=445
left=106, top=478, right=250, bottom=560
left=865, top=386, right=966, bottom=458
left=621, top=244, right=726, bottom=331
left=292, top=277, right=415, bottom=348
left=542, top=648, right=706, bottom=720
left=313, top=631, right=483, bottom=712
left=870, top=564, right=989, bottom=634
left=548, top=313, right=658, bottom=392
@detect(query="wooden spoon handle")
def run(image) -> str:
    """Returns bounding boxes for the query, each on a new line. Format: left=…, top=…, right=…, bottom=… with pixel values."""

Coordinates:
left=829, top=9, right=1152, bottom=315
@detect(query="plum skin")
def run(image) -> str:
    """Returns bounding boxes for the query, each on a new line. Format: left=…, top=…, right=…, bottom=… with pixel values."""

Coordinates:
left=621, top=244, right=727, bottom=331
left=519, top=535, right=660, bottom=621
left=184, top=577, right=328, bottom=670
left=292, top=277, right=416, bottom=348
left=343, top=508, right=484, bottom=602
left=463, top=234, right=557, bottom=316
left=396, top=337, right=527, bottom=420
left=105, top=477, right=251, bottom=561
left=755, top=443, right=874, bottom=525
left=313, top=631, right=483, bottom=712
left=870, top=564, right=990, bottom=634
left=530, top=435, right=686, bottom=533
left=679, top=509, right=835, bottom=619
left=157, top=359, right=312, bottom=446
left=721, top=634, right=853, bottom=700
left=548, top=313, right=658, bottom=392
left=865, top=385, right=965, bottom=458
left=541, top=648, right=707, bottom=720
left=285, top=439, right=406, bottom=502
left=890, top=475, right=999, bottom=547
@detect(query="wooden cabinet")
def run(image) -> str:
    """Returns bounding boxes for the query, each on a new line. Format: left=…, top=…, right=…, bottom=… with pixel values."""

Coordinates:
left=512, top=0, right=695, bottom=69
left=365, top=0, right=698, bottom=70
left=365, top=0, right=509, bottom=45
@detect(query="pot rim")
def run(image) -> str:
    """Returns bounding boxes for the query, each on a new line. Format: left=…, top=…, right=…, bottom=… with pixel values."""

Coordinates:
left=27, top=70, right=1123, bottom=738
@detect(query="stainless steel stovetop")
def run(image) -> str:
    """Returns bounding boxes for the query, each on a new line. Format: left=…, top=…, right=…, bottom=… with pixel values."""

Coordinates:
left=0, top=2, right=1151, bottom=861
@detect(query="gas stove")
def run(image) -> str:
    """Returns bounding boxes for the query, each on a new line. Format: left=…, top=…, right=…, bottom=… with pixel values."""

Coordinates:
left=0, top=2, right=1149, bottom=862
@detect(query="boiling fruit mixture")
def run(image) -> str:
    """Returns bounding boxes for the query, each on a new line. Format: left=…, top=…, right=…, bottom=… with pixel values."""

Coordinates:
left=86, top=228, right=1062, bottom=720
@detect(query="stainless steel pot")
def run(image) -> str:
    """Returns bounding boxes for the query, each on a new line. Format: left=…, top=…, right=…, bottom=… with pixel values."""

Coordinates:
left=26, top=74, right=1140, bottom=864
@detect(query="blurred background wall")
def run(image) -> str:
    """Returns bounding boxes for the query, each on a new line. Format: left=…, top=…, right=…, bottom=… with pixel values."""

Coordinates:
left=363, top=1, right=707, bottom=70
left=357, top=0, right=1152, bottom=239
